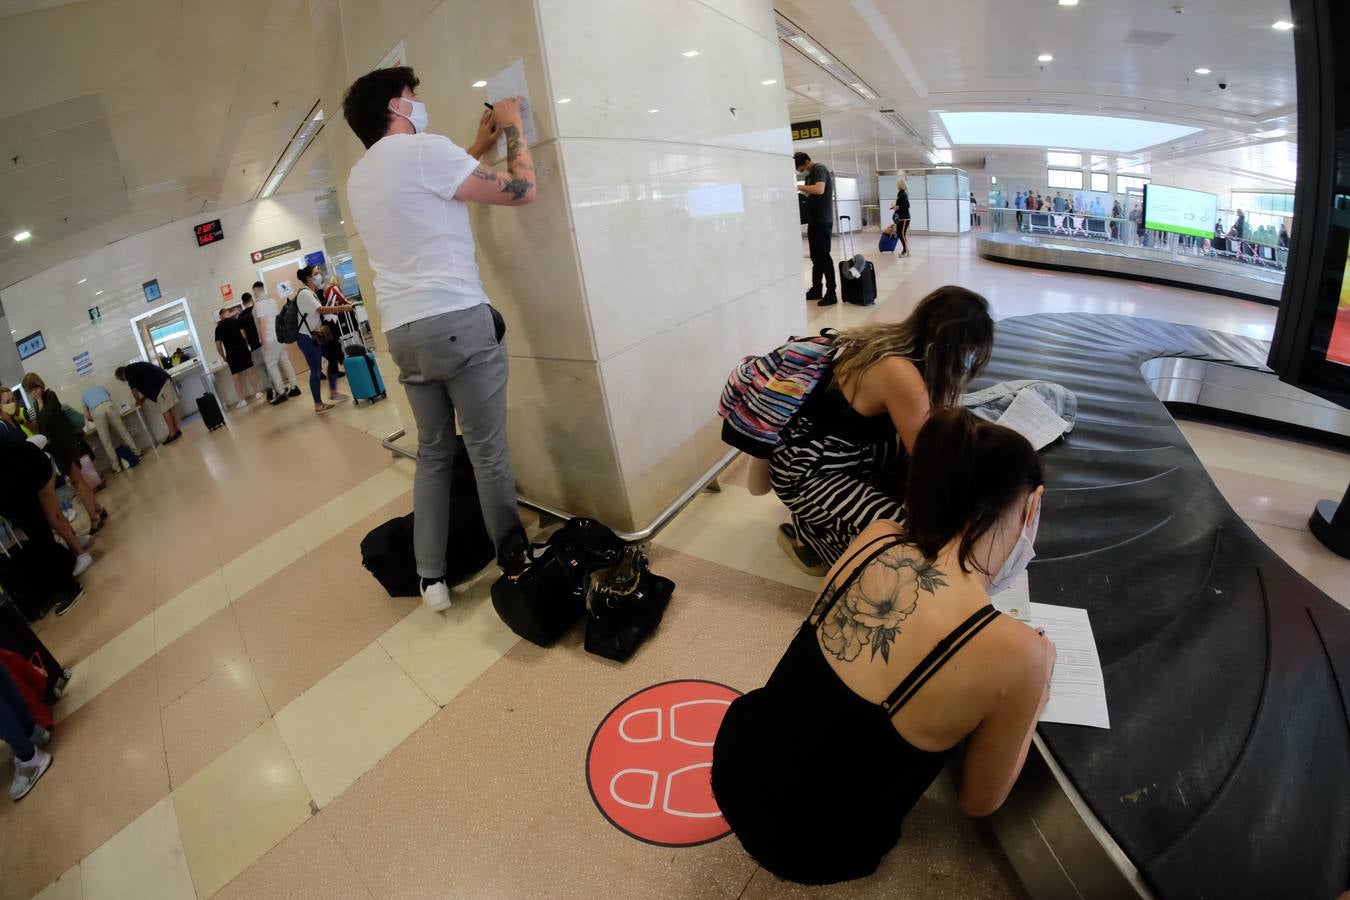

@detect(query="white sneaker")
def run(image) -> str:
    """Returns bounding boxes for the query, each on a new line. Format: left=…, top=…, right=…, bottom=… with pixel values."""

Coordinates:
left=253, top=393, right=264, bottom=401
left=234, top=400, right=248, bottom=410
left=30, top=725, right=50, bottom=749
left=72, top=552, right=93, bottom=578
left=10, top=748, right=51, bottom=801
left=419, top=579, right=452, bottom=613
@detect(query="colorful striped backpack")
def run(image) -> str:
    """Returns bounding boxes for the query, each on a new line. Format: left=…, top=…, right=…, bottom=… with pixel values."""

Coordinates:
left=718, top=331, right=837, bottom=458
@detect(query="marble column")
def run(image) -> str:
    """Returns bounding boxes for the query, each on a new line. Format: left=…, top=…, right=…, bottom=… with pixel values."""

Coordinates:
left=310, top=0, right=804, bottom=532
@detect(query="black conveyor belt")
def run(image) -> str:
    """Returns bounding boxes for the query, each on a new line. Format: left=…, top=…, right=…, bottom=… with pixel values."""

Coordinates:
left=977, top=313, right=1349, bottom=900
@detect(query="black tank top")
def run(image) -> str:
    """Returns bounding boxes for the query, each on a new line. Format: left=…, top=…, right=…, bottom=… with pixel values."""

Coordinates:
left=799, top=370, right=897, bottom=444
left=711, top=535, right=1000, bottom=885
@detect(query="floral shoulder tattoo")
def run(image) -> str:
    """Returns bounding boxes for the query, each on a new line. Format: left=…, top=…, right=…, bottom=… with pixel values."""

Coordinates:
left=818, top=547, right=947, bottom=663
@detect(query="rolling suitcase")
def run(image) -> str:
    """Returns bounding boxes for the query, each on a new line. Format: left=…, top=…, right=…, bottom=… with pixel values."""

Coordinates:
left=343, top=349, right=386, bottom=405
left=197, top=393, right=225, bottom=431
left=837, top=215, right=877, bottom=306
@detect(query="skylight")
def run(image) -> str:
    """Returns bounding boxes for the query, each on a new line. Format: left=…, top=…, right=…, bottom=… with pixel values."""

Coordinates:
left=938, top=111, right=1201, bottom=153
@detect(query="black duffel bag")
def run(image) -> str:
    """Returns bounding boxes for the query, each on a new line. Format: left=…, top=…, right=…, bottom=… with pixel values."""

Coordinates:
left=360, top=438, right=495, bottom=596
left=490, top=518, right=624, bottom=646
left=583, top=544, right=674, bottom=662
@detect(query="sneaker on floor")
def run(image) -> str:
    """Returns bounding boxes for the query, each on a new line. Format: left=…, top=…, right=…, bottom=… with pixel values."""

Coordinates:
left=900, top=250, right=911, bottom=258
left=329, top=392, right=350, bottom=403
left=30, top=725, right=50, bottom=749
left=10, top=748, right=51, bottom=801
left=816, top=294, right=839, bottom=307
left=269, top=393, right=288, bottom=406
left=55, top=588, right=84, bottom=617
left=420, top=578, right=452, bottom=613
left=265, top=389, right=275, bottom=402
left=234, top=400, right=248, bottom=410
left=776, top=524, right=829, bottom=577
left=805, top=288, right=823, bottom=301
left=71, top=552, right=93, bottom=578
left=253, top=393, right=264, bottom=401
left=287, top=386, right=302, bottom=398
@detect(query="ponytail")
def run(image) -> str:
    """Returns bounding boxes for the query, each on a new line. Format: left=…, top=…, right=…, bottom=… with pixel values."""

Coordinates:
left=904, top=407, right=1044, bottom=574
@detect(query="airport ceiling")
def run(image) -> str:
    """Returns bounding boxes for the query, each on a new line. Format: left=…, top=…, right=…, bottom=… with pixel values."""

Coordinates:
left=0, top=0, right=1298, bottom=290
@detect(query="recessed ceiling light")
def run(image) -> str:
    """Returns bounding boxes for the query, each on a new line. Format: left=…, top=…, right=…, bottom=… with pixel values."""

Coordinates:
left=339, top=220, right=345, bottom=225
left=77, top=277, right=88, bottom=284
left=761, top=79, right=777, bottom=85
left=817, top=139, right=826, bottom=144
left=848, top=82, right=877, bottom=100
left=1058, top=0, right=1078, bottom=5
left=1194, top=67, right=1211, bottom=75
left=1272, top=19, right=1293, bottom=30
left=1037, top=54, right=1054, bottom=62
left=682, top=50, right=700, bottom=57
left=647, top=108, right=659, bottom=114
left=13, top=230, right=31, bottom=242
left=472, top=80, right=487, bottom=88
left=95, top=290, right=103, bottom=295
left=557, top=97, right=572, bottom=104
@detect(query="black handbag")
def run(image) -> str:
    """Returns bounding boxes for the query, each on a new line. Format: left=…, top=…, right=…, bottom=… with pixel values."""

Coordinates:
left=583, top=545, right=674, bottom=662
left=490, top=518, right=624, bottom=646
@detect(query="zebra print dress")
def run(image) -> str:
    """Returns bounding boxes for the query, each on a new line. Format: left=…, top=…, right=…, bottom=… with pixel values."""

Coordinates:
left=768, top=381, right=909, bottom=565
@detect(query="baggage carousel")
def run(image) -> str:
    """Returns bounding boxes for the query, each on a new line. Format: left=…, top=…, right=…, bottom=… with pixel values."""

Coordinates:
left=979, top=313, right=1349, bottom=900
left=977, top=232, right=1285, bottom=303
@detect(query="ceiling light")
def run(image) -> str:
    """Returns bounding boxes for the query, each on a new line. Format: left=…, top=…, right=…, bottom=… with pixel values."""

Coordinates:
left=339, top=220, right=345, bottom=224
left=1058, top=0, right=1078, bottom=5
left=472, top=80, right=487, bottom=88
left=817, top=139, right=826, bottom=144
left=1272, top=20, right=1293, bottom=31
left=1038, top=54, right=1054, bottom=62
left=682, top=50, right=700, bottom=57
left=848, top=82, right=877, bottom=100
left=1194, top=67, right=1211, bottom=75
left=557, top=97, right=571, bottom=104
left=13, top=231, right=31, bottom=242
left=95, top=290, right=103, bottom=295
left=647, top=108, right=659, bottom=114
left=77, top=278, right=88, bottom=284
left=787, top=35, right=832, bottom=66
left=761, top=79, right=777, bottom=85
left=258, top=103, right=325, bottom=200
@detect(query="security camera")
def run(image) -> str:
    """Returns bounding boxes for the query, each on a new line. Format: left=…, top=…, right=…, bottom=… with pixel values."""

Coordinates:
left=1218, top=81, right=1228, bottom=90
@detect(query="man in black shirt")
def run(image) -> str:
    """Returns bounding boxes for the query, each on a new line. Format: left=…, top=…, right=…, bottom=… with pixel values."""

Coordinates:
left=115, top=361, right=183, bottom=444
left=237, top=292, right=275, bottom=401
left=795, top=151, right=836, bottom=306
left=215, top=307, right=263, bottom=410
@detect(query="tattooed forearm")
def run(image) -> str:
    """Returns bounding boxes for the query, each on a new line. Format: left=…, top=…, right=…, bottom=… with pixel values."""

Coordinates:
left=503, top=123, right=536, bottom=196
left=500, top=178, right=532, bottom=201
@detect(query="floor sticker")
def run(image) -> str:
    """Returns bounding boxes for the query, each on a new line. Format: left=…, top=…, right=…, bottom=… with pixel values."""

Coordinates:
left=586, top=679, right=742, bottom=847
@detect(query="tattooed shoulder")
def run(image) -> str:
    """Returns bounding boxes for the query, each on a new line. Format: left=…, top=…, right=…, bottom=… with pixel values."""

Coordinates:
left=818, top=547, right=947, bottom=664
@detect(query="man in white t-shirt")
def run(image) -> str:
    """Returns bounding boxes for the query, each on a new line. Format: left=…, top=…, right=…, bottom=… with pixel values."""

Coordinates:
left=250, top=280, right=300, bottom=405
left=343, top=65, right=536, bottom=612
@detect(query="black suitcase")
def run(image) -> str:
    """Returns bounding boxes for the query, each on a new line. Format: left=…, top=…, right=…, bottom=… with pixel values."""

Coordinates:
left=837, top=215, right=877, bottom=306
left=197, top=393, right=224, bottom=431
left=360, top=438, right=495, bottom=596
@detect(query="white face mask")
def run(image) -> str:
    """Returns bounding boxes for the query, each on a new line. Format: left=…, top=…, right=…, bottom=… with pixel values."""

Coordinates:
left=988, top=502, right=1039, bottom=595
left=390, top=97, right=428, bottom=133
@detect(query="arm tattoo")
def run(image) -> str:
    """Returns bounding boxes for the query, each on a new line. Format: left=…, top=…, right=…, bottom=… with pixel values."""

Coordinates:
left=500, top=178, right=532, bottom=201
left=818, top=548, right=947, bottom=663
left=470, top=165, right=498, bottom=182
left=503, top=124, right=523, bottom=161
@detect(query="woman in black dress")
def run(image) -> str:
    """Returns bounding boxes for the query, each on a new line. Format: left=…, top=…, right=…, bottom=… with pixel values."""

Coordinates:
left=890, top=178, right=911, bottom=257
left=19, top=374, right=106, bottom=533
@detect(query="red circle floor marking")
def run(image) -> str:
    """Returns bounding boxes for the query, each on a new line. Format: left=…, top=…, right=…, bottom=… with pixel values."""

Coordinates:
left=586, top=679, right=742, bottom=847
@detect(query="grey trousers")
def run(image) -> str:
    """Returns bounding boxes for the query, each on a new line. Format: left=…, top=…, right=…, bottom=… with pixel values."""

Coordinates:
left=386, top=304, right=523, bottom=578
left=250, top=346, right=273, bottom=392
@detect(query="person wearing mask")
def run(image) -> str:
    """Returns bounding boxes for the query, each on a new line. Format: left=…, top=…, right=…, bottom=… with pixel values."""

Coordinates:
left=0, top=664, right=52, bottom=800
left=342, top=65, right=537, bottom=610
left=214, top=307, right=262, bottom=410
left=0, top=419, right=94, bottom=615
left=20, top=374, right=107, bottom=534
left=81, top=382, right=142, bottom=471
left=711, top=407, right=1054, bottom=885
left=293, top=265, right=355, bottom=413
left=795, top=151, right=837, bottom=307
left=237, top=292, right=275, bottom=402
left=752, top=286, right=995, bottom=573
left=249, top=281, right=301, bottom=406
left=115, top=361, right=183, bottom=444
left=890, top=178, right=911, bottom=258
left=0, top=389, right=27, bottom=444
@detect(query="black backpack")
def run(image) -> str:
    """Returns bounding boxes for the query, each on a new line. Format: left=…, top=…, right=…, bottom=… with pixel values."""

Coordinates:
left=275, top=298, right=301, bottom=344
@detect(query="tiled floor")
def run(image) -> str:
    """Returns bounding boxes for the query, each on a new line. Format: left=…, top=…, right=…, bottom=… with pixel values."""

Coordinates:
left=4, top=232, right=1347, bottom=899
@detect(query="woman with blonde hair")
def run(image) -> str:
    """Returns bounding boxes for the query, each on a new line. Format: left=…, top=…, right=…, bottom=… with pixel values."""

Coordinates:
left=754, top=286, right=994, bottom=573
left=889, top=177, right=911, bottom=257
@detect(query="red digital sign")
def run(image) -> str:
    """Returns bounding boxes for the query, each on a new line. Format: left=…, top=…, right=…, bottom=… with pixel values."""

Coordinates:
left=194, top=219, right=224, bottom=247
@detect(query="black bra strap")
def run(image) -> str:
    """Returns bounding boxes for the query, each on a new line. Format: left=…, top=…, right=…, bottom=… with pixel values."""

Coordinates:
left=883, top=605, right=1001, bottom=716
left=807, top=533, right=905, bottom=629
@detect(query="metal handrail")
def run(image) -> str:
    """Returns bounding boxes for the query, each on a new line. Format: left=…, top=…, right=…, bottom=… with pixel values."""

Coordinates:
left=382, top=428, right=739, bottom=542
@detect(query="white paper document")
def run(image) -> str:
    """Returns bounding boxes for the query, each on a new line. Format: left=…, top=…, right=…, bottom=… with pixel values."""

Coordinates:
left=990, top=570, right=1031, bottom=621
left=996, top=389, right=1070, bottom=451
left=1030, top=602, right=1110, bottom=729
left=485, top=58, right=537, bottom=155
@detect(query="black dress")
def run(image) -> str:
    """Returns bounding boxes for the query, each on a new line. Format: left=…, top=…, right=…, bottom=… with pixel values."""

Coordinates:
left=711, top=535, right=1000, bottom=884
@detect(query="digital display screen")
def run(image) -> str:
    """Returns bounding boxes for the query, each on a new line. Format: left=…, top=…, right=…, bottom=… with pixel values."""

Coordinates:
left=1144, top=184, right=1219, bottom=238
left=1329, top=245, right=1350, bottom=367
left=194, top=219, right=224, bottom=247
left=15, top=331, right=45, bottom=360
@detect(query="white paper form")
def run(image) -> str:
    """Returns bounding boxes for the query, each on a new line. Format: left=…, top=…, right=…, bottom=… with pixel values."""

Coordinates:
left=996, top=389, right=1070, bottom=451
left=485, top=59, right=537, bottom=156
left=1030, top=602, right=1110, bottom=729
